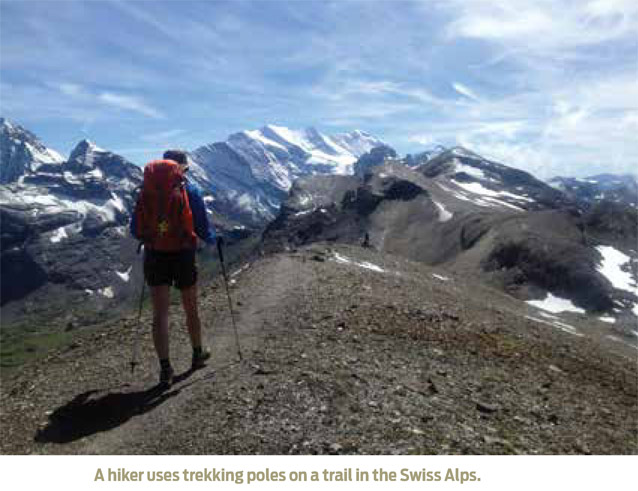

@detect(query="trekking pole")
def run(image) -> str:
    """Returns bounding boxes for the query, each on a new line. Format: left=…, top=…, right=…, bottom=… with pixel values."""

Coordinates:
left=130, top=243, right=145, bottom=374
left=216, top=238, right=243, bottom=362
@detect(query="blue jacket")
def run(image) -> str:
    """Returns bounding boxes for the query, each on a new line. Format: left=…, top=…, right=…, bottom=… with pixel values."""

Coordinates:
left=130, top=179, right=217, bottom=246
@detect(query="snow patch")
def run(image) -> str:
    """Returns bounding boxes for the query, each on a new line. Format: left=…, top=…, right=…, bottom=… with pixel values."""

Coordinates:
left=599, top=316, right=615, bottom=324
left=452, top=179, right=533, bottom=203
left=432, top=274, right=450, bottom=281
left=451, top=147, right=479, bottom=159
left=527, top=293, right=585, bottom=314
left=86, top=168, right=104, bottom=179
left=21, top=194, right=59, bottom=207
left=433, top=201, right=453, bottom=222
left=110, top=193, right=126, bottom=213
left=454, top=159, right=486, bottom=179
left=595, top=246, right=636, bottom=292
left=333, top=253, right=385, bottom=273
left=24, top=141, right=65, bottom=165
left=298, top=194, right=312, bottom=206
left=244, top=130, right=287, bottom=151
left=63, top=171, right=82, bottom=184
left=525, top=315, right=583, bottom=337
left=266, top=125, right=308, bottom=150
left=238, top=193, right=254, bottom=210
left=116, top=266, right=132, bottom=282
left=98, top=286, right=115, bottom=298
left=50, top=226, right=68, bottom=243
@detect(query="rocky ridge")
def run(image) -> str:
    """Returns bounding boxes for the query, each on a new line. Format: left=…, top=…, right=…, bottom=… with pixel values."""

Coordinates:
left=263, top=151, right=638, bottom=334
left=0, top=244, right=636, bottom=455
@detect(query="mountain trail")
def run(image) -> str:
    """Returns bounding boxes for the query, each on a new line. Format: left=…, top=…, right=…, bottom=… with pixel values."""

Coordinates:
left=1, top=245, right=637, bottom=455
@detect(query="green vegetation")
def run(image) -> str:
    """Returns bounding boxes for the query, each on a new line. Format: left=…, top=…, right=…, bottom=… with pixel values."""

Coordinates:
left=0, top=322, right=73, bottom=375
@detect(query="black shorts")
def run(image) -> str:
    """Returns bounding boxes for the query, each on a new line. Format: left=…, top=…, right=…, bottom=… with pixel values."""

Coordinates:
left=144, top=249, right=197, bottom=289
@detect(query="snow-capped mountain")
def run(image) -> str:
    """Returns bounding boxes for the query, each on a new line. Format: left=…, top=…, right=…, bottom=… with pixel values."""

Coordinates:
left=416, top=147, right=571, bottom=212
left=549, top=174, right=638, bottom=208
left=0, top=117, right=65, bottom=184
left=189, top=125, right=386, bottom=225
left=0, top=119, right=143, bottom=324
left=0, top=119, right=386, bottom=324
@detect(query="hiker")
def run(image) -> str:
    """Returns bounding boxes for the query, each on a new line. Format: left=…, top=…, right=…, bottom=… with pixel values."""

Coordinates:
left=362, top=232, right=371, bottom=248
left=131, top=149, right=218, bottom=387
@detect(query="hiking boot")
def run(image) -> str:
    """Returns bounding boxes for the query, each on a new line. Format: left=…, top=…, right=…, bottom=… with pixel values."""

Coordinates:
left=192, top=347, right=211, bottom=370
left=159, top=365, right=174, bottom=388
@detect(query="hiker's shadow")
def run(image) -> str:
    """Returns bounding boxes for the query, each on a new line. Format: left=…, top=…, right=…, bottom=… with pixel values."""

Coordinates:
left=34, top=369, right=211, bottom=444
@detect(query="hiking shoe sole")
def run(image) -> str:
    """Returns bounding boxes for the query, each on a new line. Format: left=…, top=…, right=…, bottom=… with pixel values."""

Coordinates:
left=192, top=349, right=211, bottom=370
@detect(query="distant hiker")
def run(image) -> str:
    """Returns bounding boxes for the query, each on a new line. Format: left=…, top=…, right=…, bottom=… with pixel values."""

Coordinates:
left=131, top=149, right=218, bottom=387
left=362, top=232, right=371, bottom=248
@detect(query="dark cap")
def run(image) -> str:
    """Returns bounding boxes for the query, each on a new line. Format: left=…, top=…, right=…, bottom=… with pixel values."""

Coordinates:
left=163, top=149, right=189, bottom=167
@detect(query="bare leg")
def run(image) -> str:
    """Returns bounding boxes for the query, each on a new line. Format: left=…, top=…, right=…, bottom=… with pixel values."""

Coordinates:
left=181, top=283, right=202, bottom=348
left=151, top=285, right=171, bottom=360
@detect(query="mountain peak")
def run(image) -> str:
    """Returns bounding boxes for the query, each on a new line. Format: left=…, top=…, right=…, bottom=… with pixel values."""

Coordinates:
left=66, top=139, right=109, bottom=172
left=0, top=118, right=64, bottom=184
left=1, top=117, right=14, bottom=130
left=72, top=139, right=105, bottom=154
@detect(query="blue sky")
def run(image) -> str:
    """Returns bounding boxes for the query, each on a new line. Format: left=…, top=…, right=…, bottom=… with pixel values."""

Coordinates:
left=1, top=0, right=636, bottom=178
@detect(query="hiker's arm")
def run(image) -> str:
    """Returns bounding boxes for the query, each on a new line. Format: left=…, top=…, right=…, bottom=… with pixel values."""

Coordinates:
left=187, top=183, right=217, bottom=245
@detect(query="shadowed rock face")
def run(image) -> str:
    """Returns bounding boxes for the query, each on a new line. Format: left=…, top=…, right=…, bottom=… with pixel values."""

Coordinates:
left=353, top=145, right=398, bottom=177
left=263, top=154, right=638, bottom=323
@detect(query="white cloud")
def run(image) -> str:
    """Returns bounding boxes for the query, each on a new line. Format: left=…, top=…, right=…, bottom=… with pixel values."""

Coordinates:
left=312, top=78, right=445, bottom=108
left=59, top=83, right=85, bottom=97
left=452, top=82, right=480, bottom=101
left=444, top=0, right=638, bottom=54
left=97, top=92, right=163, bottom=119
left=140, top=129, right=187, bottom=142
left=408, top=134, right=436, bottom=146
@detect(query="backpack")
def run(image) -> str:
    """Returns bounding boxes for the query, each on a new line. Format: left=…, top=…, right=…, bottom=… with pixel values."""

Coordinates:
left=134, top=159, right=196, bottom=251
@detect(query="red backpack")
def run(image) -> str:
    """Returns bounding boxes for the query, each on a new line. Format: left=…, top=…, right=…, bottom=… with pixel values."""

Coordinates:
left=134, top=159, right=196, bottom=251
